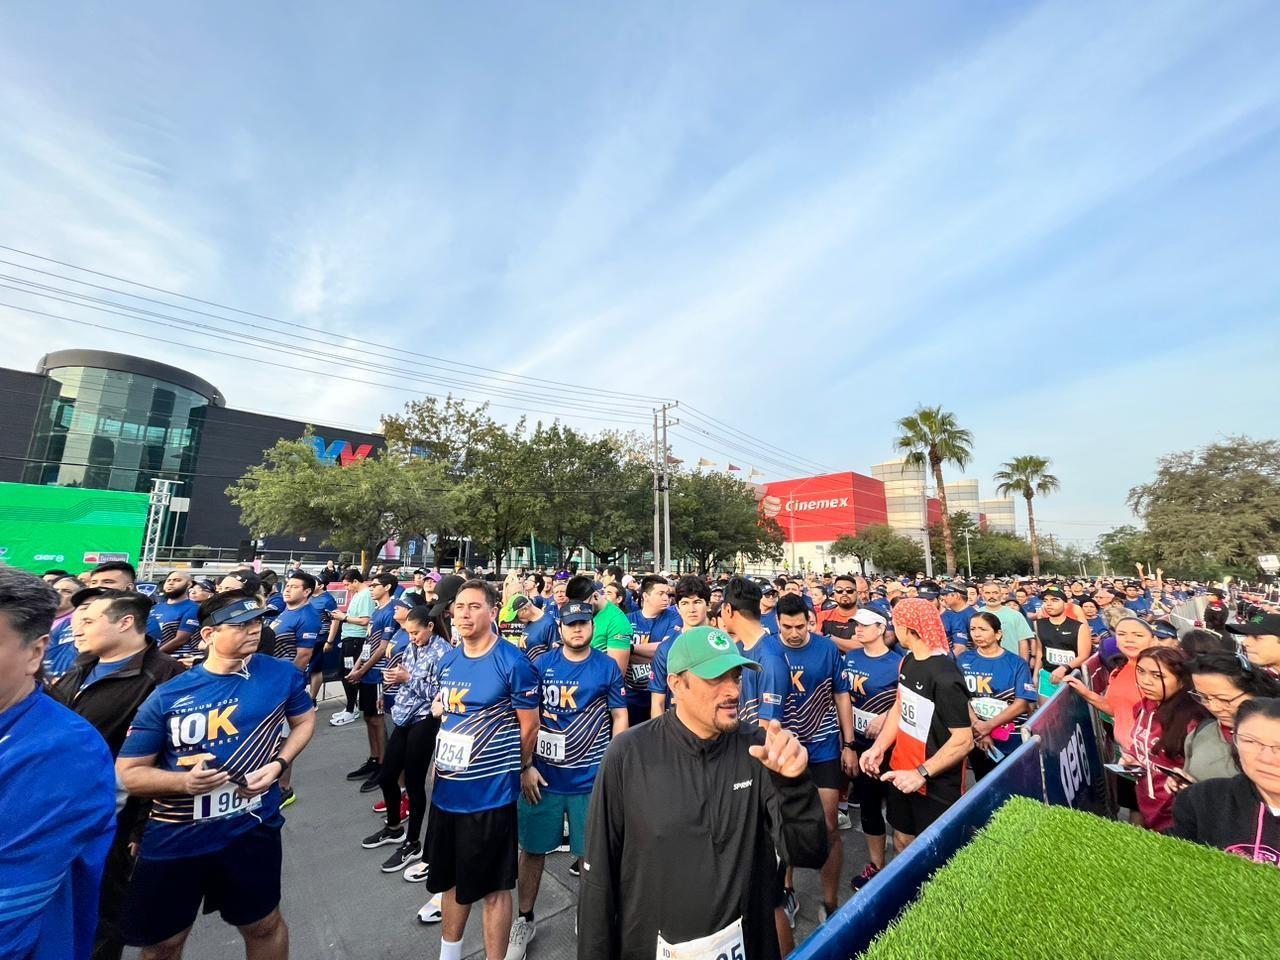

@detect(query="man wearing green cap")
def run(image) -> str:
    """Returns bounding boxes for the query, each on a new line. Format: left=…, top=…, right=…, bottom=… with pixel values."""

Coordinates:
left=577, top=626, right=828, bottom=960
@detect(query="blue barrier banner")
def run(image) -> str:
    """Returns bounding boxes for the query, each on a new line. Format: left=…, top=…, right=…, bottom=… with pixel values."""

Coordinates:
left=1025, top=683, right=1109, bottom=814
left=792, top=737, right=1044, bottom=960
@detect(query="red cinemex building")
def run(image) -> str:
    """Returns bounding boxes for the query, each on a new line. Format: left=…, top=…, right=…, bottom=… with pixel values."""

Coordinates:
left=758, top=472, right=888, bottom=543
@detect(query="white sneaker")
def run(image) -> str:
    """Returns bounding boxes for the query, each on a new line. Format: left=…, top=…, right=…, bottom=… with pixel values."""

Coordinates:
left=837, top=809, right=852, bottom=831
left=505, top=915, right=536, bottom=960
left=329, top=709, right=360, bottom=727
left=416, top=892, right=443, bottom=924
left=783, top=889, right=798, bottom=929
left=403, top=861, right=429, bottom=883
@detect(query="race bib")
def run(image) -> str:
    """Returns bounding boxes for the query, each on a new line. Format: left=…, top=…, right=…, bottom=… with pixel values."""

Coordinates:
left=1045, top=647, right=1074, bottom=667
left=343, top=656, right=355, bottom=669
left=193, top=783, right=263, bottom=822
left=971, top=696, right=1008, bottom=721
left=898, top=685, right=935, bottom=743
left=536, top=730, right=567, bottom=763
left=434, top=730, right=474, bottom=772
left=854, top=708, right=878, bottom=737
left=629, top=662, right=653, bottom=682
left=657, top=916, right=744, bottom=960
left=359, top=642, right=372, bottom=663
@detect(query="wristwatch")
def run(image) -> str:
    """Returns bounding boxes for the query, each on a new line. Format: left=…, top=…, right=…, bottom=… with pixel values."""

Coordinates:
left=273, top=756, right=291, bottom=775
left=916, top=764, right=930, bottom=781
left=843, top=741, right=857, bottom=751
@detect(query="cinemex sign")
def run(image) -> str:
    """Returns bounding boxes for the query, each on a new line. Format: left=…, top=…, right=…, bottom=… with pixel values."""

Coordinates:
left=760, top=496, right=850, bottom=518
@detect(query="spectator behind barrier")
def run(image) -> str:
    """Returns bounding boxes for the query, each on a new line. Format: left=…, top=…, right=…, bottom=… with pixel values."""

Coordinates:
left=1130, top=647, right=1208, bottom=832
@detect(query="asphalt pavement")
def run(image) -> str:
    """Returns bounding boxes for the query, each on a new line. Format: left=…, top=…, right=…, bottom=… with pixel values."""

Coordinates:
left=126, top=693, right=873, bottom=960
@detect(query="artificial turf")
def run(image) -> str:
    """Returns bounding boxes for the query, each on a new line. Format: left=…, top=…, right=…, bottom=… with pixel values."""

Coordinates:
left=859, top=795, right=1280, bottom=960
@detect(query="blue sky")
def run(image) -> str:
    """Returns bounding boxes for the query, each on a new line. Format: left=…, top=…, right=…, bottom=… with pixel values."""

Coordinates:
left=1, top=1, right=1276, bottom=550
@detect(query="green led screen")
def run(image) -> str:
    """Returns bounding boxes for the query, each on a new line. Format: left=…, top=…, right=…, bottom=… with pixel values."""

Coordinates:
left=0, top=482, right=148, bottom=573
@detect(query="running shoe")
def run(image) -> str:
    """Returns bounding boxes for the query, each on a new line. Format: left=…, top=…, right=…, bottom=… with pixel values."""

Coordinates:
left=329, top=709, right=360, bottom=727
left=372, top=792, right=410, bottom=820
left=381, top=840, right=422, bottom=873
left=568, top=858, right=581, bottom=877
left=504, top=915, right=536, bottom=960
left=836, top=809, right=852, bottom=831
left=849, top=861, right=880, bottom=892
left=346, top=758, right=378, bottom=781
left=782, top=888, right=798, bottom=929
left=359, top=769, right=383, bottom=793
left=361, top=824, right=406, bottom=849
left=818, top=902, right=837, bottom=924
left=280, top=787, right=297, bottom=809
left=403, top=861, right=429, bottom=883
left=416, top=892, right=443, bottom=923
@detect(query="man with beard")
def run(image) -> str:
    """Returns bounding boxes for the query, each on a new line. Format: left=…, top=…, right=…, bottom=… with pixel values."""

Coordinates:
left=578, top=626, right=827, bottom=960
left=148, top=571, right=202, bottom=658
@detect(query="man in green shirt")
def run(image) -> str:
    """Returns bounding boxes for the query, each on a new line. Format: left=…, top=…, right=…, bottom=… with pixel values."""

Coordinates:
left=328, top=569, right=375, bottom=727
left=980, top=580, right=1033, bottom=661
left=566, top=574, right=631, bottom=676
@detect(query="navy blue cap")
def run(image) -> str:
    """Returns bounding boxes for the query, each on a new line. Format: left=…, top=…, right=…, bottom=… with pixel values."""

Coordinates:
left=393, top=596, right=417, bottom=611
left=202, top=597, right=269, bottom=627
left=560, top=601, right=594, bottom=625
left=1152, top=620, right=1179, bottom=640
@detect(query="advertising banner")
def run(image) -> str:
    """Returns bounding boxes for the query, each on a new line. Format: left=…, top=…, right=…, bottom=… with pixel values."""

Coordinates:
left=0, top=482, right=148, bottom=573
left=1025, top=683, right=1109, bottom=814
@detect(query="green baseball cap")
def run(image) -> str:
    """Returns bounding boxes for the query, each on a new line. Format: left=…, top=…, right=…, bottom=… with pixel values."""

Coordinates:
left=667, top=626, right=760, bottom=680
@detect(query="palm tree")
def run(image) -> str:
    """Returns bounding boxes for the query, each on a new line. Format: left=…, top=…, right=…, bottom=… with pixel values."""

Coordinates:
left=893, top=406, right=973, bottom=576
left=994, top=455, right=1061, bottom=575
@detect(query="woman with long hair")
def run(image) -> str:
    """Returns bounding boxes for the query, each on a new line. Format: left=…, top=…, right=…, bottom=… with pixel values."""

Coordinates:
left=1129, top=647, right=1208, bottom=831
left=1180, top=653, right=1280, bottom=785
left=958, top=612, right=1036, bottom=781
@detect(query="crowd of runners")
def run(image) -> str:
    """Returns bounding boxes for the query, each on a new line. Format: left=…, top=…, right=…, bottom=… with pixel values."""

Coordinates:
left=3, top=553, right=1279, bottom=960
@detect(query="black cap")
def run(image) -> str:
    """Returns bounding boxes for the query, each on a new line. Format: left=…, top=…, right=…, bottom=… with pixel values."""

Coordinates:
left=1227, top=612, right=1280, bottom=636
left=1041, top=587, right=1068, bottom=602
left=427, top=574, right=466, bottom=618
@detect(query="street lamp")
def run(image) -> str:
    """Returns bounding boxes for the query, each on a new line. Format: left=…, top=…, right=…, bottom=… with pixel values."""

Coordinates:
left=962, top=530, right=973, bottom=580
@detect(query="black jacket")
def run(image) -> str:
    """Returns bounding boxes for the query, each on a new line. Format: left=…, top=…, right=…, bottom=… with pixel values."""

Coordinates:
left=50, top=641, right=185, bottom=757
left=1170, top=773, right=1280, bottom=865
left=577, top=711, right=829, bottom=960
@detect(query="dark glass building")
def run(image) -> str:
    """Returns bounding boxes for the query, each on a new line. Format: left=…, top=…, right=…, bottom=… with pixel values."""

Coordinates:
left=0, top=349, right=382, bottom=550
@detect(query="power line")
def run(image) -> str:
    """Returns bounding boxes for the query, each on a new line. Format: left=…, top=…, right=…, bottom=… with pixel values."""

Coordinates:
left=670, top=421, right=814, bottom=477
left=0, top=244, right=673, bottom=404
left=0, top=300, right=652, bottom=427
left=0, top=279, right=656, bottom=419
left=681, top=403, right=830, bottom=473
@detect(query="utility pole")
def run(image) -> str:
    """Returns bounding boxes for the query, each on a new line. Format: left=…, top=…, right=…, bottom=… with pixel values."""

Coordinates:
left=962, top=529, right=973, bottom=580
left=921, top=481, right=934, bottom=579
left=652, top=411, right=661, bottom=571
left=658, top=402, right=679, bottom=572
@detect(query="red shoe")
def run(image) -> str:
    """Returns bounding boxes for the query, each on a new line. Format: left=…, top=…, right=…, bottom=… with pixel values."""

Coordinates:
left=372, top=797, right=387, bottom=814
left=399, top=793, right=411, bottom=822
left=850, top=862, right=880, bottom=892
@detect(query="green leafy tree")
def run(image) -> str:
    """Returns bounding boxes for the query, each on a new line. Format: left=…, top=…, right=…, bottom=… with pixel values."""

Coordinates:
left=1094, top=525, right=1152, bottom=577
left=993, top=455, right=1061, bottom=576
left=228, top=435, right=453, bottom=569
left=381, top=395, right=502, bottom=564
left=893, top=405, right=973, bottom=576
left=669, top=471, right=784, bottom=573
left=1128, top=436, right=1280, bottom=578
left=830, top=524, right=924, bottom=576
left=448, top=423, right=539, bottom=574
left=524, top=423, right=625, bottom=567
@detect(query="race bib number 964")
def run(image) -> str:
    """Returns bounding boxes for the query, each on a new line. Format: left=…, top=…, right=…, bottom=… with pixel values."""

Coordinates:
left=193, top=784, right=262, bottom=822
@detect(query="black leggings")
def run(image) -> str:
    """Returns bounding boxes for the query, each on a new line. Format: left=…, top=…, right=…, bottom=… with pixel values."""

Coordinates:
left=380, top=716, right=440, bottom=842
left=853, top=769, right=887, bottom=836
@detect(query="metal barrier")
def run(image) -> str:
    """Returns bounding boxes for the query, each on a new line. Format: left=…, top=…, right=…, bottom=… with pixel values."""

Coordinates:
left=792, top=681, right=1108, bottom=960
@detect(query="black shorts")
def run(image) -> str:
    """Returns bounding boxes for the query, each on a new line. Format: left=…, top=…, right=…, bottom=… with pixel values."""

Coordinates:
left=884, top=787, right=952, bottom=837
left=358, top=682, right=384, bottom=717
left=121, top=823, right=282, bottom=946
left=424, top=802, right=518, bottom=905
left=809, top=758, right=846, bottom=791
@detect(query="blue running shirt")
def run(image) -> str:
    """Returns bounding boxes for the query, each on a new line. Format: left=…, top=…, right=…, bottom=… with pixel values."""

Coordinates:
left=843, top=646, right=904, bottom=748
left=433, top=639, right=540, bottom=813
left=42, top=616, right=78, bottom=681
left=738, top=632, right=789, bottom=725
left=532, top=648, right=626, bottom=795
left=778, top=633, right=850, bottom=763
left=956, top=648, right=1036, bottom=730
left=309, top=590, right=339, bottom=635
left=626, top=608, right=681, bottom=706
left=382, top=628, right=411, bottom=708
left=359, top=602, right=399, bottom=685
left=0, top=688, right=116, bottom=960
left=941, top=606, right=977, bottom=649
left=268, top=604, right=321, bottom=662
left=147, top=599, right=201, bottom=653
left=119, top=656, right=314, bottom=860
